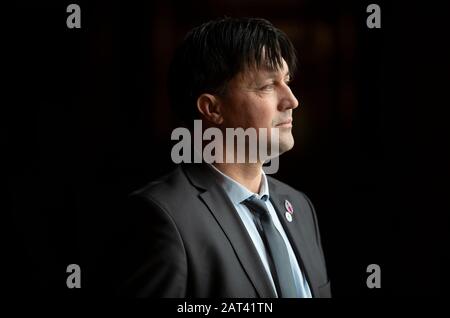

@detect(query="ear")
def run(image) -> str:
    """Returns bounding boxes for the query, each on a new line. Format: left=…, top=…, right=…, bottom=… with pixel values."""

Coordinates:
left=196, top=93, right=224, bottom=125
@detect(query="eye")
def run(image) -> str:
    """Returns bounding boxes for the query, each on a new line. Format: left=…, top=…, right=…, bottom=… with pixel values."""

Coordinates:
left=260, top=83, right=275, bottom=91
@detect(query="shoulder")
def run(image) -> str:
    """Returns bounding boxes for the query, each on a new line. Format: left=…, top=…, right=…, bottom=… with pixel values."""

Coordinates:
left=127, top=165, right=203, bottom=226
left=130, top=166, right=194, bottom=206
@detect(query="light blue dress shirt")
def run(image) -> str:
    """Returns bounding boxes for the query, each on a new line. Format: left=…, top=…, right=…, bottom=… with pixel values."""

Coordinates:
left=207, top=164, right=312, bottom=298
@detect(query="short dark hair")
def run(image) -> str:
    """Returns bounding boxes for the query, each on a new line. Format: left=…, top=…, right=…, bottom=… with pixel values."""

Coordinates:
left=168, top=17, right=297, bottom=127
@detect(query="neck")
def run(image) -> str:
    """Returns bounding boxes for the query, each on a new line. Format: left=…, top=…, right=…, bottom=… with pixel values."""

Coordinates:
left=213, top=162, right=263, bottom=194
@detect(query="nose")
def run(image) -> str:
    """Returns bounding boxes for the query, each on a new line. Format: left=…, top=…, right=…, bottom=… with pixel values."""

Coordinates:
left=278, top=83, right=299, bottom=111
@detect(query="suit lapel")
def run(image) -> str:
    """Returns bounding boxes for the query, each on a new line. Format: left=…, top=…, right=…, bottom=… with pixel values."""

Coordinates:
left=183, top=163, right=277, bottom=298
left=269, top=190, right=320, bottom=298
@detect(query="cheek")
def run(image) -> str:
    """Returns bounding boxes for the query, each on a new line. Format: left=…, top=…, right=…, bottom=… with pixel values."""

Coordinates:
left=223, top=94, right=277, bottom=128
left=251, top=97, right=277, bottom=128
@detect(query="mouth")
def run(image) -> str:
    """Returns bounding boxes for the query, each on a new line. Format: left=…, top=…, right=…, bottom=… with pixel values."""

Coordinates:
left=275, top=118, right=293, bottom=128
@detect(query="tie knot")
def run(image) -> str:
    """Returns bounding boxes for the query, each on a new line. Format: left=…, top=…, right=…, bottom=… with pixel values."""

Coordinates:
left=243, top=196, right=270, bottom=220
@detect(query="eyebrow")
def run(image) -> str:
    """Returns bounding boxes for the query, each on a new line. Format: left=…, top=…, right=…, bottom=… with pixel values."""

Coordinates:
left=263, top=65, right=290, bottom=77
left=243, top=67, right=290, bottom=86
left=264, top=69, right=291, bottom=79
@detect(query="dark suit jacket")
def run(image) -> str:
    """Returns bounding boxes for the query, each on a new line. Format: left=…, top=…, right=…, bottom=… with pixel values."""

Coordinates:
left=118, top=163, right=331, bottom=298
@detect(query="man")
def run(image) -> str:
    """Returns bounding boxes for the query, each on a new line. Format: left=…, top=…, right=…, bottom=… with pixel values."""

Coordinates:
left=119, top=17, right=330, bottom=298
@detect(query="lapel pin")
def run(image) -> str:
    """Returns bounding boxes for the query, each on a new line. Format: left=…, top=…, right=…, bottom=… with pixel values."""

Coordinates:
left=285, top=199, right=294, bottom=213
left=284, top=199, right=294, bottom=222
left=285, top=212, right=293, bottom=222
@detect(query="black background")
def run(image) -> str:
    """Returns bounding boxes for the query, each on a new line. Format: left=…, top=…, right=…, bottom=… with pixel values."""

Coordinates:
left=5, top=0, right=449, bottom=300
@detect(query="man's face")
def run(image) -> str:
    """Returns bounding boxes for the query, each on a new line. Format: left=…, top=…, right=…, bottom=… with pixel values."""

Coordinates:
left=218, top=59, right=299, bottom=156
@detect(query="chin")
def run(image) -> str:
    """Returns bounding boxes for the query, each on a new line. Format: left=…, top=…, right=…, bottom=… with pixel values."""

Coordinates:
left=263, top=131, right=294, bottom=159
left=279, top=142, right=294, bottom=155
left=278, top=135, right=295, bottom=154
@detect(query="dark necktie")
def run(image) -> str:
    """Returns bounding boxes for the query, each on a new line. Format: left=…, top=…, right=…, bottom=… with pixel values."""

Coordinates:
left=243, top=195, right=297, bottom=297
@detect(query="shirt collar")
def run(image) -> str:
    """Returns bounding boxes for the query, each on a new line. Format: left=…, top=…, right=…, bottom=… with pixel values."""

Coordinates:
left=207, top=163, right=270, bottom=204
